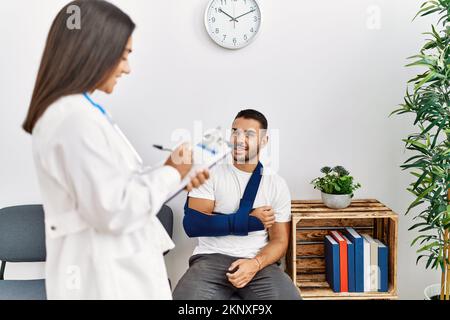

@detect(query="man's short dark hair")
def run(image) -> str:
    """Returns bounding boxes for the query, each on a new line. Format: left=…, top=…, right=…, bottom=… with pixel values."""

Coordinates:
left=234, top=109, right=268, bottom=130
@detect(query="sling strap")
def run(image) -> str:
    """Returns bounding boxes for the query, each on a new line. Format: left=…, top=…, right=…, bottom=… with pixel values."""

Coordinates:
left=183, top=162, right=265, bottom=237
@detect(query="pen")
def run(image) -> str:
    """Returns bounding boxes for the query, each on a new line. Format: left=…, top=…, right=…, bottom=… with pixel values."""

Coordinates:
left=153, top=145, right=174, bottom=152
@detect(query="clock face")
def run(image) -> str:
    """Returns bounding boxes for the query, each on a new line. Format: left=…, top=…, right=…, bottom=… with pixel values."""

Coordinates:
left=205, top=0, right=262, bottom=49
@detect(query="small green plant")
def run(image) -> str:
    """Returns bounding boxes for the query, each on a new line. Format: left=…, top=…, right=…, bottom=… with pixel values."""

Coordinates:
left=311, top=166, right=361, bottom=196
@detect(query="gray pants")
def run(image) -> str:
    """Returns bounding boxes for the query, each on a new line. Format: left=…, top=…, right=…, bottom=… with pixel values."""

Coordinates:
left=173, top=254, right=302, bottom=300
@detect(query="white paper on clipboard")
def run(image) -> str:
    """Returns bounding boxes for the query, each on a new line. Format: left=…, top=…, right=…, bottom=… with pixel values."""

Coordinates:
left=165, top=128, right=232, bottom=203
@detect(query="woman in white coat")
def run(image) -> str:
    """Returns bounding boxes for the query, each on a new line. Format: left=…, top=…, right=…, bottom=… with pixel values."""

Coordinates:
left=22, top=0, right=209, bottom=300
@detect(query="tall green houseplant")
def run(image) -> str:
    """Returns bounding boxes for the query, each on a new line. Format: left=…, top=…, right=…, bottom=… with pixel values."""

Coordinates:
left=392, top=0, right=449, bottom=299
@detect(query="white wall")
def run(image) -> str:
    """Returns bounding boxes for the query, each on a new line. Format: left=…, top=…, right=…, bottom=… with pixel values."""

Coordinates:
left=0, top=0, right=441, bottom=299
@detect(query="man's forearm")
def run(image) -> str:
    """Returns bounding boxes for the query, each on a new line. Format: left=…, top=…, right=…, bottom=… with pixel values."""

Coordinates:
left=254, top=238, right=288, bottom=270
left=184, top=207, right=265, bottom=237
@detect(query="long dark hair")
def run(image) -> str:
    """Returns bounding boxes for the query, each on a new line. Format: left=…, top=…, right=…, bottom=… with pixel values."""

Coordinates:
left=22, top=0, right=135, bottom=134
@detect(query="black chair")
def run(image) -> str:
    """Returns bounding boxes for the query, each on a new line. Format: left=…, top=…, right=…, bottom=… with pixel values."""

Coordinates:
left=0, top=205, right=47, bottom=300
left=156, top=205, right=174, bottom=289
left=156, top=205, right=174, bottom=256
left=0, top=204, right=174, bottom=300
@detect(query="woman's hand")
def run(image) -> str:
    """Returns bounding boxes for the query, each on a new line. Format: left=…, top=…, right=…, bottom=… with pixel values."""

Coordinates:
left=250, top=206, right=276, bottom=229
left=164, top=143, right=210, bottom=191
left=165, top=143, right=193, bottom=179
left=185, top=169, right=210, bottom=192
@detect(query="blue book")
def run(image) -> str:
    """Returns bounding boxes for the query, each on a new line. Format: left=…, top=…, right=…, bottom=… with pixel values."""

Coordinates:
left=324, top=235, right=340, bottom=292
left=343, top=235, right=355, bottom=292
left=375, top=239, right=389, bottom=292
left=344, top=227, right=364, bottom=292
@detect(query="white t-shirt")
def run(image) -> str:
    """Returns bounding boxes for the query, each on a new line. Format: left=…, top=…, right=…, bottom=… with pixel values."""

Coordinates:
left=188, top=163, right=292, bottom=259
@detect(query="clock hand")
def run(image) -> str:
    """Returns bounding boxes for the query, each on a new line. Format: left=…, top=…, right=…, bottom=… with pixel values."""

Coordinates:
left=229, top=9, right=255, bottom=21
left=218, top=8, right=238, bottom=22
left=233, top=3, right=236, bottom=29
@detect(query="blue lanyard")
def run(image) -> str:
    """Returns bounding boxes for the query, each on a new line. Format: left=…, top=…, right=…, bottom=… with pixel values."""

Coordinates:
left=82, top=92, right=143, bottom=165
left=83, top=92, right=107, bottom=116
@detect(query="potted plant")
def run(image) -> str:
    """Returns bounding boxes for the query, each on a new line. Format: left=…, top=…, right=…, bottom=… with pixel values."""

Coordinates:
left=311, top=166, right=361, bottom=209
left=391, top=0, right=449, bottom=300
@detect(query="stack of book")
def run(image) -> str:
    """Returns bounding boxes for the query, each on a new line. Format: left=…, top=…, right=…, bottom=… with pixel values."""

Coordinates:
left=324, top=228, right=389, bottom=293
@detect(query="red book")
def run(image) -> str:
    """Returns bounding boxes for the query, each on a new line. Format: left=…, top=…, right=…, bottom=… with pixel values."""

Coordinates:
left=330, top=231, right=348, bottom=292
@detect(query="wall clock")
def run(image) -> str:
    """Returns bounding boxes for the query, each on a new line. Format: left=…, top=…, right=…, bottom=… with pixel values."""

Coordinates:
left=205, top=0, right=262, bottom=50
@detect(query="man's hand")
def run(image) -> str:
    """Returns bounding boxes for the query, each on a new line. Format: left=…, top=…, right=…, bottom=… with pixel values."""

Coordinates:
left=226, top=259, right=260, bottom=288
left=250, top=206, right=275, bottom=229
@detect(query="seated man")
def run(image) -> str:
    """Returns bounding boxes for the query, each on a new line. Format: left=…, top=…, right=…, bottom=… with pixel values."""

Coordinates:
left=173, top=109, right=301, bottom=300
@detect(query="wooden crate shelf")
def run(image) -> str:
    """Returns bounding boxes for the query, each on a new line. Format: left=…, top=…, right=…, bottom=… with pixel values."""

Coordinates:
left=286, top=199, right=398, bottom=300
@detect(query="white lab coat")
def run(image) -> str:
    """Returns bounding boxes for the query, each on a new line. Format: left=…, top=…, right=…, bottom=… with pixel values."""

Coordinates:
left=32, top=94, right=180, bottom=300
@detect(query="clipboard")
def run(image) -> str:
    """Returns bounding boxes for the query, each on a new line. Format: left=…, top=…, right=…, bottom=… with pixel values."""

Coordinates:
left=164, top=128, right=232, bottom=203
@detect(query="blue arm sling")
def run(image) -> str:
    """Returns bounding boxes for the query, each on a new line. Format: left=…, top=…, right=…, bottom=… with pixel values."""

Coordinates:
left=183, top=162, right=265, bottom=237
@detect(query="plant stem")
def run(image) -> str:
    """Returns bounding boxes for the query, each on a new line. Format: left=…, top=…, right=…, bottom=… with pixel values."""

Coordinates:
left=442, top=228, right=448, bottom=299
left=444, top=188, right=450, bottom=300
left=446, top=189, right=450, bottom=300
left=445, top=238, right=450, bottom=300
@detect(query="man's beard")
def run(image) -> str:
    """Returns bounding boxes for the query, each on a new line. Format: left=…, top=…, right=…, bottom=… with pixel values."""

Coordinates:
left=233, top=145, right=260, bottom=164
